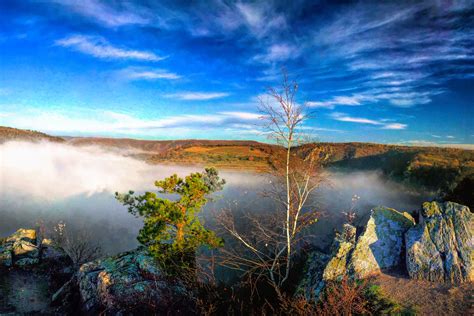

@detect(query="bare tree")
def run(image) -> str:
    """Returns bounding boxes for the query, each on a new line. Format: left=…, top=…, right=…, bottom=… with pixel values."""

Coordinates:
left=51, top=221, right=102, bottom=267
left=218, top=71, right=326, bottom=295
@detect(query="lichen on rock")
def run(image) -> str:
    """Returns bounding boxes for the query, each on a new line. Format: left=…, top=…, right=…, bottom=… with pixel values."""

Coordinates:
left=405, top=201, right=473, bottom=284
left=349, top=207, right=415, bottom=279
left=77, top=248, right=195, bottom=315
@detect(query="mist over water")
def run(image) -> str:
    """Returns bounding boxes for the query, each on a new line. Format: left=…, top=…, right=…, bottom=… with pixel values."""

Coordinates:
left=0, top=141, right=432, bottom=254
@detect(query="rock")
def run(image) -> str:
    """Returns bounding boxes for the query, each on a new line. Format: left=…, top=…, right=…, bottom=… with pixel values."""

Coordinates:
left=12, top=240, right=40, bottom=262
left=41, top=243, right=72, bottom=267
left=0, top=229, right=40, bottom=268
left=298, top=224, right=356, bottom=300
left=6, top=229, right=37, bottom=244
left=299, top=208, right=416, bottom=300
left=0, top=248, right=12, bottom=267
left=349, top=207, right=415, bottom=278
left=405, top=201, right=473, bottom=284
left=0, top=228, right=72, bottom=270
left=0, top=228, right=74, bottom=314
left=77, top=248, right=195, bottom=315
left=323, top=224, right=357, bottom=281
left=298, top=251, right=331, bottom=300
left=15, top=257, right=40, bottom=267
left=51, top=275, right=80, bottom=314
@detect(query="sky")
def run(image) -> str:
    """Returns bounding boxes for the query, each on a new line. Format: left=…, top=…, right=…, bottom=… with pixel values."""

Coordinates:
left=0, top=0, right=473, bottom=146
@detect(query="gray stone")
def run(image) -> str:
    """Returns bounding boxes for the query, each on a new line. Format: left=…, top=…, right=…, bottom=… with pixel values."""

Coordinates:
left=349, top=207, right=415, bottom=278
left=77, top=248, right=195, bottom=315
left=405, top=201, right=473, bottom=284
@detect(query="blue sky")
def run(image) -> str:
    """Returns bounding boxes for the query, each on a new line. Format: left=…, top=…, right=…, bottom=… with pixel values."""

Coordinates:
left=0, top=0, right=473, bottom=146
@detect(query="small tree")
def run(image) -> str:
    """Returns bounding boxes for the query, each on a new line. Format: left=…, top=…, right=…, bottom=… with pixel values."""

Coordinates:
left=116, top=167, right=225, bottom=274
left=219, top=71, right=325, bottom=295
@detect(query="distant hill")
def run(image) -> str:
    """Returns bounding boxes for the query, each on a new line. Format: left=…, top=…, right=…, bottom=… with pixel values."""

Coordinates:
left=0, top=126, right=64, bottom=143
left=297, top=142, right=474, bottom=194
left=67, top=137, right=281, bottom=172
left=1, top=126, right=473, bottom=207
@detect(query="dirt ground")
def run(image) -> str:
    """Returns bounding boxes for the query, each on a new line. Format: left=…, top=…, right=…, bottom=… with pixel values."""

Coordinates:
left=373, top=272, right=474, bottom=315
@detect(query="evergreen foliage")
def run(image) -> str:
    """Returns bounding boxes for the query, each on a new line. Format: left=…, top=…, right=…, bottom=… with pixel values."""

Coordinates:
left=116, top=167, right=225, bottom=273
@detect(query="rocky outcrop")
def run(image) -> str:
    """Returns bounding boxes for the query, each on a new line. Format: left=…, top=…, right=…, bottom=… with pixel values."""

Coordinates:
left=0, top=229, right=72, bottom=269
left=323, top=224, right=357, bottom=281
left=300, top=208, right=415, bottom=298
left=299, top=224, right=355, bottom=299
left=0, top=229, right=74, bottom=314
left=349, top=207, right=415, bottom=278
left=405, top=201, right=473, bottom=284
left=74, top=248, right=195, bottom=315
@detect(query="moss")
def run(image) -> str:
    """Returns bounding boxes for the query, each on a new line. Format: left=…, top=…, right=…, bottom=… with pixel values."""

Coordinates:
left=373, top=207, right=415, bottom=226
left=422, top=201, right=442, bottom=217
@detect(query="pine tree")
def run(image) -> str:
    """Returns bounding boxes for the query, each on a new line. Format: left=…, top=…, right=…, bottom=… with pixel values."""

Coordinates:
left=116, top=167, right=225, bottom=274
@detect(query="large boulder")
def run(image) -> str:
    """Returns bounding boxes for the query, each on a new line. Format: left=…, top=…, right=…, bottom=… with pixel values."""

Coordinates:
left=349, top=207, right=415, bottom=278
left=77, top=248, right=196, bottom=315
left=405, top=201, right=473, bottom=284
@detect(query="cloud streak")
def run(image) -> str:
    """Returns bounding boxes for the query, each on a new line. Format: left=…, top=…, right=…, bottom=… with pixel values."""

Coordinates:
left=56, top=35, right=165, bottom=61
left=330, top=112, right=407, bottom=130
left=164, top=92, right=230, bottom=101
left=1, top=108, right=263, bottom=137
left=115, top=67, right=180, bottom=81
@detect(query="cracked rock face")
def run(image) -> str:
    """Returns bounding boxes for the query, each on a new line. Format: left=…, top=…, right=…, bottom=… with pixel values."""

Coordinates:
left=405, top=201, right=473, bottom=284
left=349, top=207, right=415, bottom=279
left=77, top=248, right=195, bottom=315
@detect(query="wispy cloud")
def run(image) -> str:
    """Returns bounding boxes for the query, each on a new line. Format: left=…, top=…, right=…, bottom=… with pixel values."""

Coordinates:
left=330, top=112, right=407, bottom=130
left=310, top=1, right=474, bottom=108
left=254, top=43, right=301, bottom=63
left=2, top=108, right=262, bottom=137
left=56, top=35, right=164, bottom=61
left=115, top=67, right=180, bottom=81
left=52, top=0, right=151, bottom=27
left=307, top=96, right=362, bottom=109
left=164, top=92, right=230, bottom=101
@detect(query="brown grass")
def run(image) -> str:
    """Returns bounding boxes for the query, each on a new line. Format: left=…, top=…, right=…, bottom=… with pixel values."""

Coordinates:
left=372, top=272, right=474, bottom=316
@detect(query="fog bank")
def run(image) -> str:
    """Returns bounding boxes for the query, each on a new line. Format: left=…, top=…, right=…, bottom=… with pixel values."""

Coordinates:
left=0, top=141, right=432, bottom=253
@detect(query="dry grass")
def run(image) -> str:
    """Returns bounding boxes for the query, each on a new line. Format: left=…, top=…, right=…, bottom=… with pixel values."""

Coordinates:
left=372, top=272, right=474, bottom=315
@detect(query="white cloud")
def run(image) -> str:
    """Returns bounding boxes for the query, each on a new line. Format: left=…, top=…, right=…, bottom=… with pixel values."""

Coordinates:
left=307, top=96, right=362, bottom=109
left=1, top=109, right=261, bottom=136
left=164, top=92, right=230, bottom=101
left=219, top=111, right=261, bottom=120
left=53, top=0, right=150, bottom=27
left=382, top=123, right=407, bottom=130
left=330, top=112, right=407, bottom=130
left=446, top=135, right=455, bottom=139
left=116, top=67, right=180, bottom=81
left=235, top=2, right=286, bottom=38
left=254, top=43, right=300, bottom=63
left=56, top=35, right=164, bottom=61
left=330, top=113, right=380, bottom=125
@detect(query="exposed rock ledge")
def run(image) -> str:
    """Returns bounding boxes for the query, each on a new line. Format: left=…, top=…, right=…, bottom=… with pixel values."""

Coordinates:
left=406, top=201, right=473, bottom=284
left=72, top=248, right=195, bottom=315
left=300, top=201, right=473, bottom=300
left=1, top=229, right=195, bottom=315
